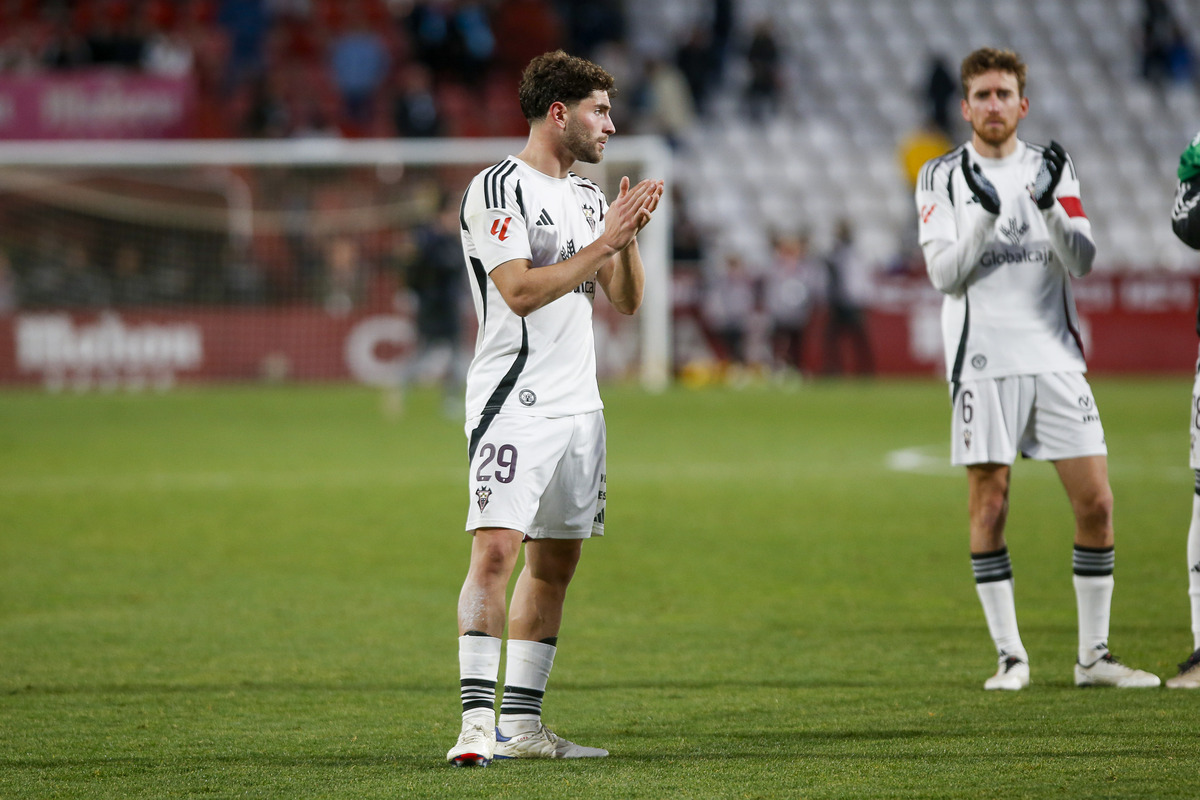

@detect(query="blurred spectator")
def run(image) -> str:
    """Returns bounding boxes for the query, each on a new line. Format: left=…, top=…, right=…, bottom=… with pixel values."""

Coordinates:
left=323, top=235, right=366, bottom=314
left=553, top=0, right=625, bottom=59
left=676, top=24, right=718, bottom=113
left=822, top=220, right=874, bottom=376
left=1140, top=0, right=1181, bottom=87
left=633, top=55, right=696, bottom=148
left=389, top=198, right=467, bottom=416
left=85, top=2, right=146, bottom=68
left=924, top=54, right=957, bottom=138
left=710, top=0, right=733, bottom=86
left=765, top=231, right=821, bottom=378
left=110, top=244, right=154, bottom=306
left=40, top=15, right=93, bottom=70
left=224, top=244, right=267, bottom=304
left=59, top=244, right=111, bottom=307
left=217, top=0, right=268, bottom=89
left=897, top=118, right=954, bottom=189
left=744, top=21, right=782, bottom=120
left=142, top=22, right=194, bottom=77
left=149, top=240, right=195, bottom=304
left=408, top=0, right=495, bottom=86
left=702, top=253, right=757, bottom=369
left=392, top=62, right=443, bottom=137
left=490, top=0, right=561, bottom=82
left=0, top=249, right=17, bottom=315
left=328, top=5, right=391, bottom=127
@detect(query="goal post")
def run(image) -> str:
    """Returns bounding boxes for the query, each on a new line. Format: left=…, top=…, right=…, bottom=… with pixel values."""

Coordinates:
left=0, top=137, right=673, bottom=391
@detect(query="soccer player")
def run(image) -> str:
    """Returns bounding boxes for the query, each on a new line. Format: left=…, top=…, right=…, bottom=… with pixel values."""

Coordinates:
left=1168, top=130, right=1200, bottom=688
left=915, top=47, right=1160, bottom=691
left=445, top=50, right=663, bottom=766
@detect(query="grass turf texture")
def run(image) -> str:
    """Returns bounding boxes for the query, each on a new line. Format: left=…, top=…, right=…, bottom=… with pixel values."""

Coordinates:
left=1, top=377, right=1197, bottom=799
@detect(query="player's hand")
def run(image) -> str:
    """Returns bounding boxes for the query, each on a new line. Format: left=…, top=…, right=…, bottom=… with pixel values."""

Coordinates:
left=960, top=150, right=1000, bottom=215
left=1030, top=140, right=1067, bottom=210
left=605, top=176, right=664, bottom=250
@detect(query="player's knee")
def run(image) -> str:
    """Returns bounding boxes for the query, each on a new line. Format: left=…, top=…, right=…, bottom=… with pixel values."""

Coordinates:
left=1075, top=486, right=1114, bottom=531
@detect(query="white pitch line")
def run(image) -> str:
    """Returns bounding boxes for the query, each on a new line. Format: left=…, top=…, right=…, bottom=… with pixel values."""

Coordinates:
left=884, top=445, right=958, bottom=476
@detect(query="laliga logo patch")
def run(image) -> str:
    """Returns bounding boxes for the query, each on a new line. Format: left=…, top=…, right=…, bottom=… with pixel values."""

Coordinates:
left=475, top=486, right=492, bottom=511
left=519, top=389, right=537, bottom=407
left=582, top=203, right=596, bottom=232
left=971, top=354, right=987, bottom=369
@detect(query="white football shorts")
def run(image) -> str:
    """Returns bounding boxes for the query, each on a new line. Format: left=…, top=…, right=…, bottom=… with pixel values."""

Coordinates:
left=464, top=410, right=606, bottom=539
left=1190, top=357, right=1200, bottom=470
left=950, top=372, right=1107, bottom=466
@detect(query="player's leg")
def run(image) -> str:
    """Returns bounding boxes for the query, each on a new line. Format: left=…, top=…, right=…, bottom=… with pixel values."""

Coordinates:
left=1167, top=475, right=1200, bottom=688
left=494, top=411, right=608, bottom=759
left=448, top=527, right=523, bottom=767
left=1055, top=455, right=1159, bottom=687
left=968, top=463, right=1029, bottom=690
left=1168, top=371, right=1200, bottom=687
left=956, top=378, right=1029, bottom=689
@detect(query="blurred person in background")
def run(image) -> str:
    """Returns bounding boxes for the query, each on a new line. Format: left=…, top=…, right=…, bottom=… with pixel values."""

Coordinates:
left=386, top=198, right=466, bottom=418
left=743, top=20, right=782, bottom=120
left=446, top=50, right=662, bottom=767
left=765, top=231, right=819, bottom=380
left=916, top=47, right=1158, bottom=692
left=822, top=220, right=874, bottom=376
left=702, top=252, right=757, bottom=379
left=1167, top=129, right=1200, bottom=688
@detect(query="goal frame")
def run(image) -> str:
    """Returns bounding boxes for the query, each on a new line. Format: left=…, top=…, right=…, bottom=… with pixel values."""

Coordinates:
left=0, top=137, right=674, bottom=391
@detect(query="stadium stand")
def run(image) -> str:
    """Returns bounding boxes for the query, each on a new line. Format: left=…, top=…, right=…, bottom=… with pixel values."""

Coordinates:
left=634, top=0, right=1200, bottom=273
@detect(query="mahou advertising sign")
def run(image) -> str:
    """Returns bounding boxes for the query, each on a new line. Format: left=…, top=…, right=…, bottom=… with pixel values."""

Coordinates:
left=0, top=309, right=417, bottom=390
left=0, top=73, right=195, bottom=140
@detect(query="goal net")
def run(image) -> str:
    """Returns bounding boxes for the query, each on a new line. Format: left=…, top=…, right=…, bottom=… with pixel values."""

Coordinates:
left=0, top=137, right=672, bottom=392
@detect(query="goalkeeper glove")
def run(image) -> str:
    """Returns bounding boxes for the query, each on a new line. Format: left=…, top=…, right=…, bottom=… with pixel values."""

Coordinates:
left=960, top=150, right=1000, bottom=214
left=1030, top=140, right=1067, bottom=210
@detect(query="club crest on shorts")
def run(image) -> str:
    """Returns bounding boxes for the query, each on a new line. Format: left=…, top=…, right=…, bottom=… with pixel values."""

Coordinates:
left=963, top=429, right=973, bottom=450
left=475, top=486, right=492, bottom=511
left=971, top=354, right=987, bottom=369
left=519, top=389, right=536, bottom=407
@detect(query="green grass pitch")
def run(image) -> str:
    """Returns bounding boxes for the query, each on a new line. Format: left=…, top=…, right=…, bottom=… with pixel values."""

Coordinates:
left=2, top=376, right=1198, bottom=799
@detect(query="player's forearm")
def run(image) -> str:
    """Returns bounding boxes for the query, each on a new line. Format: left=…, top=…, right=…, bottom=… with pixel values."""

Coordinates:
left=496, top=241, right=618, bottom=316
left=1043, top=203, right=1096, bottom=278
left=1172, top=180, right=1200, bottom=249
left=598, top=239, right=644, bottom=315
left=922, top=214, right=994, bottom=296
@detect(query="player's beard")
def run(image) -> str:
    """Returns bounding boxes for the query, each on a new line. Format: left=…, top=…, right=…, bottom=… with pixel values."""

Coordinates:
left=972, top=114, right=1018, bottom=149
left=564, top=115, right=605, bottom=164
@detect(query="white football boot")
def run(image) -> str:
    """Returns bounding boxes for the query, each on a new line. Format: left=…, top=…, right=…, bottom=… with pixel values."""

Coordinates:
left=984, top=654, right=1030, bottom=691
left=1074, top=652, right=1161, bottom=688
left=1166, top=648, right=1200, bottom=689
left=493, top=724, right=609, bottom=759
left=447, top=721, right=495, bottom=767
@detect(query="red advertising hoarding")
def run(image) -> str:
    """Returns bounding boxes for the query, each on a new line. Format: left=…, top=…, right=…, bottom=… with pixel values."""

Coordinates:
left=0, top=73, right=196, bottom=140
left=0, top=273, right=1195, bottom=389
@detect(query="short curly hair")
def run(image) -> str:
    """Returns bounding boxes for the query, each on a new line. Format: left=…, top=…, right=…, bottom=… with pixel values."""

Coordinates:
left=960, top=47, right=1027, bottom=98
left=518, top=50, right=617, bottom=122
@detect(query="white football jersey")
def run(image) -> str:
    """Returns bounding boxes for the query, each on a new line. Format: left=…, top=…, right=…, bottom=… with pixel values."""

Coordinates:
left=460, top=156, right=609, bottom=420
left=916, top=140, right=1093, bottom=383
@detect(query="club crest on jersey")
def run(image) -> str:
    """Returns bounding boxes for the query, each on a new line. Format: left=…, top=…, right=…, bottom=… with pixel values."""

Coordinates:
left=475, top=485, right=492, bottom=511
left=1000, top=217, right=1028, bottom=245
left=581, top=203, right=596, bottom=232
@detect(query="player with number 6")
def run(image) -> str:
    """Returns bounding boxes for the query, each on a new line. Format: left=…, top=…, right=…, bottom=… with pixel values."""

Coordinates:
left=915, top=47, right=1159, bottom=691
